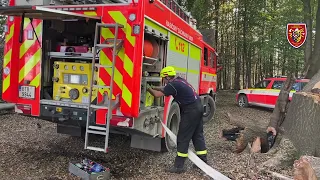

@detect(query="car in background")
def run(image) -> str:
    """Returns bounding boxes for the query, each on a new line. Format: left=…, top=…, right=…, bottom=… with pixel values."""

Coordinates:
left=236, top=76, right=310, bottom=109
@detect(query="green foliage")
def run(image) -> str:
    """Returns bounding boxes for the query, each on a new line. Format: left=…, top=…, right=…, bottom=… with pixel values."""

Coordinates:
left=0, top=16, right=6, bottom=37
left=183, top=0, right=314, bottom=89
left=0, top=0, right=8, bottom=39
left=190, top=0, right=214, bottom=29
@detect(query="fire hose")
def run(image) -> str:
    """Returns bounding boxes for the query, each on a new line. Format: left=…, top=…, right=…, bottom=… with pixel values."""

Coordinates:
left=160, top=121, right=231, bottom=180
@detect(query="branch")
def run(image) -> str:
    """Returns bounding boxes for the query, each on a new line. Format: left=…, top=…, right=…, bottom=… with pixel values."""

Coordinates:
left=264, top=170, right=293, bottom=180
left=268, top=73, right=296, bottom=129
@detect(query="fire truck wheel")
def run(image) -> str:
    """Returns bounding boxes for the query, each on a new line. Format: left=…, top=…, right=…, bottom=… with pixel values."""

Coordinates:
left=203, top=95, right=216, bottom=123
left=164, top=101, right=181, bottom=152
left=238, top=94, right=248, bottom=108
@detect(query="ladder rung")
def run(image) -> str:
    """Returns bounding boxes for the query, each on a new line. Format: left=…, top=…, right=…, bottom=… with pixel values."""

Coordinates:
left=89, top=126, right=107, bottom=131
left=90, top=104, right=108, bottom=110
left=87, top=130, right=107, bottom=135
left=96, top=44, right=114, bottom=49
left=93, top=85, right=110, bottom=89
left=143, top=56, right=159, bottom=62
left=95, top=64, right=112, bottom=68
left=86, top=146, right=106, bottom=152
left=143, top=63, right=153, bottom=66
left=97, top=23, right=124, bottom=28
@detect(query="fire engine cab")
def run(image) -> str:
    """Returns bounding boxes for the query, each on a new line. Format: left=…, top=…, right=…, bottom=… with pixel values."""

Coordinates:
left=0, top=0, right=219, bottom=153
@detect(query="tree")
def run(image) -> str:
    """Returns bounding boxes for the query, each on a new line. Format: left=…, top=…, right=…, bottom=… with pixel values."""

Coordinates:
left=305, top=0, right=320, bottom=78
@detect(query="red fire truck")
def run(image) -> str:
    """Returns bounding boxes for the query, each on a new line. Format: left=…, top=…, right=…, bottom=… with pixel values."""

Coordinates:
left=0, top=0, right=220, bottom=153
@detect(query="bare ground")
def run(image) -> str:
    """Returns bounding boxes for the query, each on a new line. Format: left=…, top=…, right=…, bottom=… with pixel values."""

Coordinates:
left=0, top=91, right=293, bottom=180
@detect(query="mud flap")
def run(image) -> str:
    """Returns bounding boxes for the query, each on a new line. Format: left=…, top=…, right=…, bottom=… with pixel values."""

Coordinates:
left=130, top=134, right=162, bottom=152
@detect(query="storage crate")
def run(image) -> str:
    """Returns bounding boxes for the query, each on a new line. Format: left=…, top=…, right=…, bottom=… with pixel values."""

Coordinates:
left=69, top=159, right=110, bottom=180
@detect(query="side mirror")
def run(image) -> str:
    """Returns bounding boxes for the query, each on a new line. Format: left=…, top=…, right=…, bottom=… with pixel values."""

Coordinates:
left=217, top=65, right=223, bottom=72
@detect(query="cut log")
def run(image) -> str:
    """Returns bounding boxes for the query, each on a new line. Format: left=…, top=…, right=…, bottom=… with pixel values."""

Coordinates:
left=226, top=113, right=267, bottom=135
left=226, top=113, right=272, bottom=153
left=261, top=156, right=320, bottom=180
left=293, top=156, right=320, bottom=180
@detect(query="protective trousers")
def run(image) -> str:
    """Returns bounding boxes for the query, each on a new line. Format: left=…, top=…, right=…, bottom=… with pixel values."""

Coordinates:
left=174, top=100, right=207, bottom=168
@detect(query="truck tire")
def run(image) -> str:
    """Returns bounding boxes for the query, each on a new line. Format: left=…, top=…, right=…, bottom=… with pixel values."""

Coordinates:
left=164, top=101, right=181, bottom=152
left=203, top=95, right=216, bottom=123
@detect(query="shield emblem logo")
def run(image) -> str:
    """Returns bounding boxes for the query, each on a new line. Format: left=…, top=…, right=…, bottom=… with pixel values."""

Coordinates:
left=287, top=23, right=307, bottom=48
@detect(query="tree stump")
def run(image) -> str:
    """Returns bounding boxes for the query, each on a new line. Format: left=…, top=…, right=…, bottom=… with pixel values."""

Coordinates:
left=282, top=92, right=320, bottom=156
left=262, top=80, right=320, bottom=168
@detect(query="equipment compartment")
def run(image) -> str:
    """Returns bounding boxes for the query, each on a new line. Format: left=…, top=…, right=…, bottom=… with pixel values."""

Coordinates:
left=41, top=18, right=100, bottom=104
left=139, top=32, right=168, bottom=109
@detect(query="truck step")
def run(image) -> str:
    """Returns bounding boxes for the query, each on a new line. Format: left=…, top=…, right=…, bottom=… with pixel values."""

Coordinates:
left=89, top=126, right=107, bottom=131
left=87, top=130, right=107, bottom=136
left=86, top=146, right=106, bottom=152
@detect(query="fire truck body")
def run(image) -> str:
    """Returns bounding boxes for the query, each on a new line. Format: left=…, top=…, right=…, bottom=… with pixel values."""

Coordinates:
left=1, top=0, right=218, bottom=152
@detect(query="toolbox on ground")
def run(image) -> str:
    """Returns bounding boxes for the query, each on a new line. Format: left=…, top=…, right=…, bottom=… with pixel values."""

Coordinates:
left=69, top=158, right=110, bottom=180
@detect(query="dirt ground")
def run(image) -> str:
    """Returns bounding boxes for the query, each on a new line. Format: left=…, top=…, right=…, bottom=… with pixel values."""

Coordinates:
left=0, top=91, right=293, bottom=180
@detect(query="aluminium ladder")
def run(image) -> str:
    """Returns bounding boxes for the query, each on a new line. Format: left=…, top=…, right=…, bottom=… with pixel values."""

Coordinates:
left=84, top=22, right=124, bottom=153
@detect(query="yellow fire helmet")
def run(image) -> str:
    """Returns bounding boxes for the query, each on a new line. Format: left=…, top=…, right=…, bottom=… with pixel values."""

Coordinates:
left=160, top=66, right=176, bottom=78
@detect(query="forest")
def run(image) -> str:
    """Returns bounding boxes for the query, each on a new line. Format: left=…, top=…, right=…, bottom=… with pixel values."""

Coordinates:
left=182, top=0, right=319, bottom=90
left=0, top=0, right=319, bottom=90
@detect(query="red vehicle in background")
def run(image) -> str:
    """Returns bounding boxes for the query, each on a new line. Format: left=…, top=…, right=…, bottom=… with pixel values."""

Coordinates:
left=236, top=76, right=309, bottom=109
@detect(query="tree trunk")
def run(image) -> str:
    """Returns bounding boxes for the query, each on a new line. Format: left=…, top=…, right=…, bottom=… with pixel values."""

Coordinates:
left=214, top=1, right=219, bottom=50
left=268, top=73, right=296, bottom=130
left=303, top=0, right=313, bottom=65
left=306, top=0, right=320, bottom=78
left=247, top=44, right=252, bottom=88
left=281, top=92, right=320, bottom=155
left=242, top=0, right=248, bottom=88
left=303, top=69, right=320, bottom=92
left=234, top=1, right=241, bottom=90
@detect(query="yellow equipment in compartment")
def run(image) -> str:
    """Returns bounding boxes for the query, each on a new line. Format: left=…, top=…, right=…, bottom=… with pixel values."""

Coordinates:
left=145, top=91, right=154, bottom=107
left=52, top=61, right=98, bottom=103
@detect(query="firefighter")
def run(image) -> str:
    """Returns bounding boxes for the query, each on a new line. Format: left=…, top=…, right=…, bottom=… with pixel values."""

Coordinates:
left=146, top=66, right=208, bottom=173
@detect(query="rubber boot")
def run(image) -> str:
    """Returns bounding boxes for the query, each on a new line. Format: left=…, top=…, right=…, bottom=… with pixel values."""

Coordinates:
left=166, top=156, right=186, bottom=174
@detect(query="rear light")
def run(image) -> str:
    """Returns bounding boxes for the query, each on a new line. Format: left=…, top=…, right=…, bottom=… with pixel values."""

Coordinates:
left=15, top=104, right=31, bottom=115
